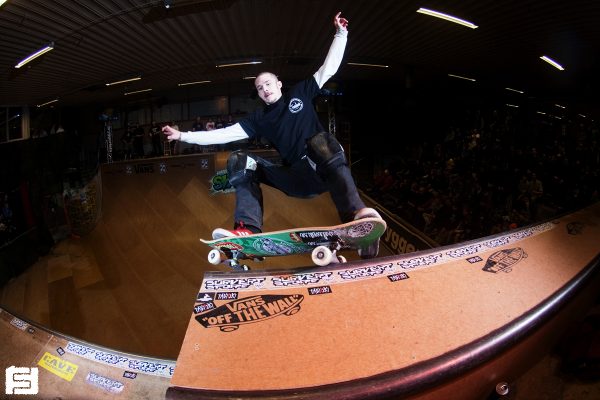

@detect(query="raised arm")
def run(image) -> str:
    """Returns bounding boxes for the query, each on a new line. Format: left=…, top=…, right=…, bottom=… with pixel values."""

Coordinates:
left=313, top=12, right=349, bottom=88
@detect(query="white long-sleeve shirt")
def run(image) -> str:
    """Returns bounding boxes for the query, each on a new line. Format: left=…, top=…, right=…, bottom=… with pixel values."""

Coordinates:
left=179, top=29, right=348, bottom=146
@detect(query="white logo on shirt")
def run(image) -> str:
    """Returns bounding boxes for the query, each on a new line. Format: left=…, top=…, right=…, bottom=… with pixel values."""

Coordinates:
left=289, top=98, right=304, bottom=113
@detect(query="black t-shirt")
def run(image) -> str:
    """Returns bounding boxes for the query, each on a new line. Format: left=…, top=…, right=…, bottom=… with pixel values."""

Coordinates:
left=239, top=77, right=324, bottom=165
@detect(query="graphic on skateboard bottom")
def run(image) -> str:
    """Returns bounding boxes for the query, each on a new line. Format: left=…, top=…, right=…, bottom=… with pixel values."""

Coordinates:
left=201, top=217, right=387, bottom=271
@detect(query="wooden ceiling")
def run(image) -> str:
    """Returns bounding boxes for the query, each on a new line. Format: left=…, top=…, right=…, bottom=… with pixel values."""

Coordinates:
left=1, top=0, right=599, bottom=113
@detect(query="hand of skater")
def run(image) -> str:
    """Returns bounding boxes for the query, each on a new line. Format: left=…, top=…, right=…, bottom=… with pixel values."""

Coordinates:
left=162, top=125, right=181, bottom=141
left=334, top=12, right=349, bottom=32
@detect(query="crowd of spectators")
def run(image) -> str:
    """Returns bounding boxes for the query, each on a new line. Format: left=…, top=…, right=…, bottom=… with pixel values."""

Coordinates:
left=363, top=107, right=599, bottom=246
left=117, top=113, right=266, bottom=160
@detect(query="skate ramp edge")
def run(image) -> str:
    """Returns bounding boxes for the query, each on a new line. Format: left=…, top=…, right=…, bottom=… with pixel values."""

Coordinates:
left=167, top=202, right=600, bottom=399
left=0, top=306, right=174, bottom=399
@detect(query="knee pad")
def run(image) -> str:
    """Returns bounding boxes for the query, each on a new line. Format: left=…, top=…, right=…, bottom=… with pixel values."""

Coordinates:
left=306, top=132, right=347, bottom=175
left=227, top=150, right=257, bottom=186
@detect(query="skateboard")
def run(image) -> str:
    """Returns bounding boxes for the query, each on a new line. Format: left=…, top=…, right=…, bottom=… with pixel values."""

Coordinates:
left=201, top=217, right=387, bottom=271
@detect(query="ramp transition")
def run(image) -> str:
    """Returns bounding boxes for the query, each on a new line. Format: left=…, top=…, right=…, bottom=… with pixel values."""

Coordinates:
left=168, top=203, right=600, bottom=399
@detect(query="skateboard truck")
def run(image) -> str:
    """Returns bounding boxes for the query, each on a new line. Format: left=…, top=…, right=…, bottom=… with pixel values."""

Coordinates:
left=311, top=241, right=347, bottom=266
left=207, top=248, right=260, bottom=271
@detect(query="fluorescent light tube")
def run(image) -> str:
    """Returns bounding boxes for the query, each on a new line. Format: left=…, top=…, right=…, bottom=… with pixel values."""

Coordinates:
left=124, top=88, right=152, bottom=95
left=178, top=80, right=211, bottom=86
left=216, top=61, right=262, bottom=68
left=540, top=56, right=564, bottom=70
left=417, top=8, right=478, bottom=29
left=448, top=73, right=476, bottom=81
left=347, top=62, right=389, bottom=68
left=15, top=43, right=54, bottom=68
left=36, top=99, right=59, bottom=108
left=106, top=76, right=142, bottom=86
left=505, top=87, right=524, bottom=94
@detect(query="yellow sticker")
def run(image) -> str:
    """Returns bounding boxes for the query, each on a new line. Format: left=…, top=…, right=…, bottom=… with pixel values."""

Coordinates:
left=37, top=352, right=78, bottom=382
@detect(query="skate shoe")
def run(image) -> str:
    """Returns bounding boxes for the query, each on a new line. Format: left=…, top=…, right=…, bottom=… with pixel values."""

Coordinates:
left=354, top=207, right=382, bottom=259
left=212, top=221, right=255, bottom=239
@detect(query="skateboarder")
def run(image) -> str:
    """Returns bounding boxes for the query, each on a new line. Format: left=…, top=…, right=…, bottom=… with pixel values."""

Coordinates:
left=162, top=12, right=381, bottom=258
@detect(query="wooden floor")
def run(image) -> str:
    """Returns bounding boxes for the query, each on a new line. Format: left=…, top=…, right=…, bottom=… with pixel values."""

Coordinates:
left=0, top=154, right=355, bottom=359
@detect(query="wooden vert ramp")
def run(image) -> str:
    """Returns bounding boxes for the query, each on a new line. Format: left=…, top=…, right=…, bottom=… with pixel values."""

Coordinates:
left=0, top=152, right=346, bottom=359
left=1, top=151, right=599, bottom=399
left=168, top=202, right=600, bottom=399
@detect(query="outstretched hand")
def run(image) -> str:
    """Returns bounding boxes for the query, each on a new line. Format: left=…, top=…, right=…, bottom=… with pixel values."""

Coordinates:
left=162, top=125, right=181, bottom=141
left=334, top=11, right=349, bottom=32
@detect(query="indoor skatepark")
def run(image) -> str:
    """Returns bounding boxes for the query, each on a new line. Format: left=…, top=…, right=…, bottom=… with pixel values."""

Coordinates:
left=1, top=153, right=599, bottom=399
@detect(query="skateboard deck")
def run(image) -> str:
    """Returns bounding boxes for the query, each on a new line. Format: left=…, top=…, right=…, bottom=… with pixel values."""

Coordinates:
left=201, top=217, right=387, bottom=270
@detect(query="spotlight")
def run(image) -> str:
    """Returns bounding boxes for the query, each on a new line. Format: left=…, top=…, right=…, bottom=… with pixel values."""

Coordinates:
left=164, top=0, right=173, bottom=9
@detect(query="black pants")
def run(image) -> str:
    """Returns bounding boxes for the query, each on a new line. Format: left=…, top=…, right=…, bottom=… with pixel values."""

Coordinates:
left=233, top=155, right=365, bottom=230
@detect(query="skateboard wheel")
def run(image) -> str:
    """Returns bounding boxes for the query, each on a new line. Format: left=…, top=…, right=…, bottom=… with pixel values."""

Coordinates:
left=312, top=246, right=333, bottom=266
left=207, top=249, right=222, bottom=265
left=337, top=255, right=347, bottom=263
left=495, top=382, right=510, bottom=396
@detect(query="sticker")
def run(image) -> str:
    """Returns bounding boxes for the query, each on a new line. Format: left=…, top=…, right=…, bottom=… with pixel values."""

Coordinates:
left=388, top=272, right=410, bottom=282
left=308, top=286, right=332, bottom=295
left=65, top=343, right=175, bottom=378
left=272, top=272, right=333, bottom=287
left=85, top=372, right=124, bottom=394
left=483, top=247, right=528, bottom=273
left=197, top=292, right=214, bottom=302
left=195, top=294, right=303, bottom=332
left=210, top=169, right=234, bottom=194
left=194, top=302, right=215, bottom=314
left=10, top=317, right=28, bottom=331
left=204, top=277, right=266, bottom=291
left=567, top=222, right=584, bottom=235
left=37, top=352, right=78, bottom=382
left=216, top=292, right=238, bottom=301
left=339, top=263, right=394, bottom=280
left=123, top=371, right=137, bottom=379
left=466, top=256, right=483, bottom=264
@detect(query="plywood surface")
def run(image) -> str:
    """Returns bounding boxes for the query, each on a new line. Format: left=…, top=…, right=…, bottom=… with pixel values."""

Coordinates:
left=171, top=203, right=600, bottom=391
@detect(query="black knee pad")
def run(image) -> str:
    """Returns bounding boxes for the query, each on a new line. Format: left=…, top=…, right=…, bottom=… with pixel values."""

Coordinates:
left=306, top=132, right=347, bottom=176
left=227, top=150, right=257, bottom=186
